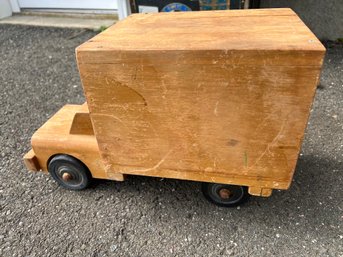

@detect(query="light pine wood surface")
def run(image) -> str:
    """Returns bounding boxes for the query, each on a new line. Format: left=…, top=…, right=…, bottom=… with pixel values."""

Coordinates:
left=26, top=8, right=324, bottom=196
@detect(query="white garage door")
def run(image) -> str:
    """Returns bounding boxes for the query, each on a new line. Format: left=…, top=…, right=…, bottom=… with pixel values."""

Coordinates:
left=18, top=0, right=118, bottom=10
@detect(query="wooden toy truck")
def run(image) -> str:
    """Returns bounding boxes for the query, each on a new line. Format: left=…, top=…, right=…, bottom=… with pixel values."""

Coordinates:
left=23, top=9, right=325, bottom=207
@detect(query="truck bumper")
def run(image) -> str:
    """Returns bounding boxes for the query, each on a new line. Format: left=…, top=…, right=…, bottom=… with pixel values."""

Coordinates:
left=23, top=149, right=41, bottom=172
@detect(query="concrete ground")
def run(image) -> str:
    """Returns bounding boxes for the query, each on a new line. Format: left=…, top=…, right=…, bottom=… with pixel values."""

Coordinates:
left=0, top=13, right=115, bottom=30
left=0, top=25, right=342, bottom=257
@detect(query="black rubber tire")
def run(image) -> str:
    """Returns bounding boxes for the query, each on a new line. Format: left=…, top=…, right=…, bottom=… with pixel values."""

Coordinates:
left=48, top=155, right=92, bottom=190
left=202, top=183, right=249, bottom=207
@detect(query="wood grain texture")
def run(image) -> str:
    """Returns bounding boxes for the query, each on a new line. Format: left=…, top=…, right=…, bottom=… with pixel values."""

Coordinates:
left=29, top=105, right=123, bottom=181
left=76, top=9, right=325, bottom=194
left=69, top=112, right=94, bottom=135
left=23, top=149, right=40, bottom=172
left=76, top=8, right=324, bottom=52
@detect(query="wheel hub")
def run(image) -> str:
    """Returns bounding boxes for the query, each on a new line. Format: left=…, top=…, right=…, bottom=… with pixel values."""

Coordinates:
left=62, top=172, right=73, bottom=181
left=219, top=188, right=232, bottom=199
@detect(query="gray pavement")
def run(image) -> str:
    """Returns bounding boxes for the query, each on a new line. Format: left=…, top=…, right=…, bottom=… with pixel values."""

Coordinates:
left=0, top=14, right=115, bottom=30
left=0, top=25, right=342, bottom=257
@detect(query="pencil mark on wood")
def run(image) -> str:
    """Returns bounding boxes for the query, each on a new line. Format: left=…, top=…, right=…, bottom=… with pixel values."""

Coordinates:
left=227, top=139, right=239, bottom=147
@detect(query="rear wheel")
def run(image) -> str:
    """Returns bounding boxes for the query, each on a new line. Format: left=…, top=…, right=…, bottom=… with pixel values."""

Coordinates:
left=202, top=183, right=249, bottom=207
left=48, top=155, right=92, bottom=190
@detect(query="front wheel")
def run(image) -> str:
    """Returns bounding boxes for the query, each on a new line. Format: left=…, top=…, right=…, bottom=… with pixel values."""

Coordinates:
left=202, top=183, right=249, bottom=207
left=48, top=155, right=92, bottom=190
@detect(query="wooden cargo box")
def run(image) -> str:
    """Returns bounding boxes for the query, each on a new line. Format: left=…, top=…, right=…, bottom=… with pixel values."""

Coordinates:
left=76, top=8, right=325, bottom=196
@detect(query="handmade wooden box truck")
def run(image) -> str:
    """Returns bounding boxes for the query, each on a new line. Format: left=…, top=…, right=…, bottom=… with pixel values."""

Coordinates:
left=24, top=9, right=325, bottom=207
